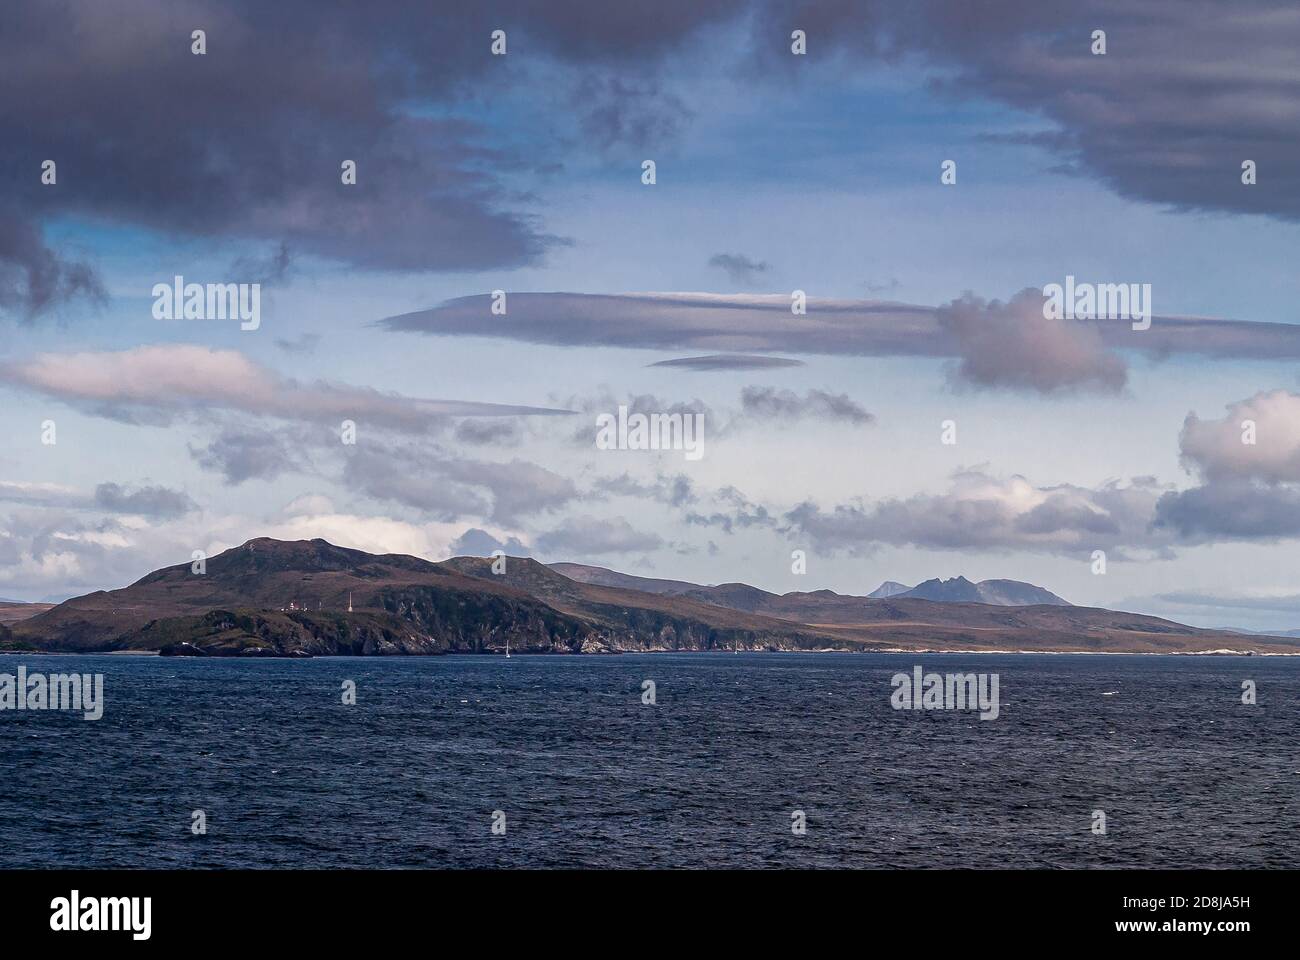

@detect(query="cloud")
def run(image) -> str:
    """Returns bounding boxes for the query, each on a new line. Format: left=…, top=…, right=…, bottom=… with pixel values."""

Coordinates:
left=575, top=73, right=693, bottom=149
left=190, top=428, right=300, bottom=485
left=738, top=386, right=874, bottom=425
left=92, top=483, right=197, bottom=519
left=230, top=242, right=295, bottom=288
left=747, top=0, right=1300, bottom=223
left=708, top=253, right=770, bottom=286
left=1177, top=390, right=1300, bottom=484
left=0, top=491, right=510, bottom=600
left=560, top=388, right=713, bottom=446
left=1152, top=390, right=1300, bottom=542
left=593, top=472, right=696, bottom=507
left=0, top=345, right=575, bottom=429
left=0, top=208, right=106, bottom=320
left=0, top=481, right=86, bottom=510
left=648, top=354, right=805, bottom=372
left=5, top=0, right=1299, bottom=314
left=782, top=470, right=1170, bottom=557
left=937, top=289, right=1127, bottom=394
left=274, top=333, right=321, bottom=355
left=534, top=515, right=664, bottom=557
left=0, top=0, right=776, bottom=297
left=1154, top=480, right=1300, bottom=542
left=341, top=442, right=578, bottom=524
left=0, top=480, right=196, bottom=519
left=685, top=486, right=776, bottom=534
left=448, top=527, right=531, bottom=558
left=454, top=418, right=523, bottom=446
left=380, top=291, right=1300, bottom=377
left=283, top=494, right=335, bottom=517
left=0, top=510, right=156, bottom=600
left=1113, top=588, right=1300, bottom=633
left=1144, top=590, right=1300, bottom=618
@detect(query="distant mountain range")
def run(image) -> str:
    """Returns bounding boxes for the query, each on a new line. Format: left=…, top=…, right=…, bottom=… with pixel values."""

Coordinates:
left=867, top=576, right=1070, bottom=606
left=3, top=538, right=1292, bottom=657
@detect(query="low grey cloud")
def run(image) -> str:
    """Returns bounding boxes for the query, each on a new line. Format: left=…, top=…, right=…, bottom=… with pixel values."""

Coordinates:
left=648, top=354, right=805, bottom=372
left=0, top=481, right=87, bottom=510
left=92, top=482, right=197, bottom=519
left=190, top=428, right=299, bottom=485
left=781, top=470, right=1171, bottom=557
left=0, top=510, right=158, bottom=600
left=454, top=419, right=524, bottom=446
left=739, top=386, right=874, bottom=425
left=342, top=442, right=578, bottom=525
left=0, top=479, right=195, bottom=519
left=1113, top=589, right=1300, bottom=634
left=685, top=486, right=776, bottom=535
left=1154, top=481, right=1300, bottom=542
left=593, top=472, right=696, bottom=508
left=708, top=253, right=770, bottom=286
left=560, top=388, right=713, bottom=446
left=534, top=516, right=665, bottom=557
left=448, top=527, right=531, bottom=558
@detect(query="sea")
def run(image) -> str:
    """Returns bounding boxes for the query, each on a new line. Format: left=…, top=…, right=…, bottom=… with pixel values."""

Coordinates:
left=1, top=652, right=1295, bottom=868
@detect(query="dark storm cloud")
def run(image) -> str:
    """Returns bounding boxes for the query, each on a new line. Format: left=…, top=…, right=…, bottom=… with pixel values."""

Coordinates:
left=748, top=1, right=1300, bottom=222
left=5, top=0, right=1298, bottom=324
left=0, top=0, right=750, bottom=317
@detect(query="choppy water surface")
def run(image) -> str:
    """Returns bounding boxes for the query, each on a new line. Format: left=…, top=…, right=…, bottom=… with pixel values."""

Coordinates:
left=1, top=653, right=1295, bottom=868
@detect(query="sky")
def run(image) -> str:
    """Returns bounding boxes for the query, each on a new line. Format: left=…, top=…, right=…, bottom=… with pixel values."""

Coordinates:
left=2, top=0, right=1300, bottom=631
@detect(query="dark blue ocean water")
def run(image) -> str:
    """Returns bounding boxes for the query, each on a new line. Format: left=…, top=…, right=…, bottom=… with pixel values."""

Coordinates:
left=1, top=653, right=1295, bottom=868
